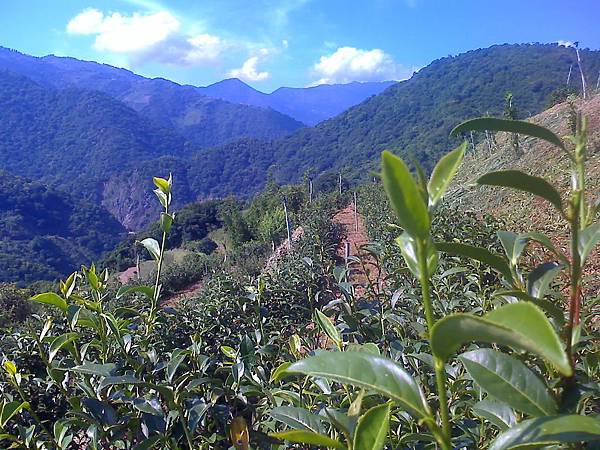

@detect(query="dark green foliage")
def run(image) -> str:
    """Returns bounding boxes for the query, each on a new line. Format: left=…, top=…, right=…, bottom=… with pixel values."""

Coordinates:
left=0, top=171, right=125, bottom=283
left=0, top=284, right=32, bottom=329
left=100, top=200, right=223, bottom=271
left=169, top=44, right=600, bottom=197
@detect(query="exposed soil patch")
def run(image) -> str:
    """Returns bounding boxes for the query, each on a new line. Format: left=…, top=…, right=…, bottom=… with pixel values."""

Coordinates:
left=332, top=204, right=383, bottom=297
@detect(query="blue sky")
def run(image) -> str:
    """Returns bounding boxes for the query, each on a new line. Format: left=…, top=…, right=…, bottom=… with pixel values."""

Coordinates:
left=1, top=0, right=600, bottom=92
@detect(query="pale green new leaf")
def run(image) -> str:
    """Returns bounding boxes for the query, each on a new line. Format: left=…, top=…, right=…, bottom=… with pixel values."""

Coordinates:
left=139, top=238, right=161, bottom=261
left=427, top=142, right=467, bottom=207
left=353, top=403, right=391, bottom=450
left=381, top=151, right=430, bottom=240
left=284, top=351, right=431, bottom=419
left=578, top=223, right=600, bottom=264
left=460, top=349, right=557, bottom=417
left=116, top=285, right=154, bottom=300
left=315, top=310, right=341, bottom=347
left=30, top=292, right=68, bottom=311
left=431, top=303, right=571, bottom=375
left=395, top=234, right=438, bottom=278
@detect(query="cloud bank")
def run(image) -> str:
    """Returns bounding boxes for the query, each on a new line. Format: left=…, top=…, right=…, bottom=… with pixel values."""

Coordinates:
left=311, top=46, right=412, bottom=85
left=66, top=8, right=226, bottom=66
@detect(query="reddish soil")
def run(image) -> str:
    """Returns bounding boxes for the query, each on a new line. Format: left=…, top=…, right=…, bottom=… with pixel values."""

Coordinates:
left=118, top=266, right=138, bottom=284
left=332, top=204, right=383, bottom=298
left=161, top=279, right=205, bottom=307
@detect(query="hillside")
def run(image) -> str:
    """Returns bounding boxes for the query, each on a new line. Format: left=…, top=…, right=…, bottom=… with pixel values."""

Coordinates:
left=0, top=171, right=125, bottom=283
left=199, top=78, right=396, bottom=125
left=132, top=44, right=600, bottom=200
left=0, top=47, right=304, bottom=145
left=0, top=70, right=194, bottom=227
left=449, top=93, right=600, bottom=242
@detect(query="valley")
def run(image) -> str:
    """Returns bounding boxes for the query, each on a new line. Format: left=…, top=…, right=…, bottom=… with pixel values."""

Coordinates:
left=0, top=27, right=599, bottom=450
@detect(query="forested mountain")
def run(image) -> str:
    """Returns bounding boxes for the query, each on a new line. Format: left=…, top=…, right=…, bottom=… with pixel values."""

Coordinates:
left=0, top=171, right=125, bottom=283
left=178, top=43, right=600, bottom=196
left=2, top=43, right=599, bottom=233
left=0, top=47, right=304, bottom=145
left=199, top=78, right=397, bottom=124
left=0, top=70, right=193, bottom=227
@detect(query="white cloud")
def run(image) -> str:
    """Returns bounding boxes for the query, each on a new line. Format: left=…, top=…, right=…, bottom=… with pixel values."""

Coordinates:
left=66, top=8, right=104, bottom=34
left=557, top=40, right=575, bottom=48
left=66, top=8, right=227, bottom=66
left=311, top=46, right=412, bottom=85
left=67, top=9, right=179, bottom=53
left=229, top=55, right=270, bottom=82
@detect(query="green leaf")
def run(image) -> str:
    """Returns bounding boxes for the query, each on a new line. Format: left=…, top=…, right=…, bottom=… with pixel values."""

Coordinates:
left=140, top=238, right=161, bottom=261
left=489, top=415, right=600, bottom=450
left=436, top=242, right=512, bottom=281
left=220, top=345, right=237, bottom=359
left=116, top=285, right=154, bottom=300
left=579, top=223, right=600, bottom=264
left=69, top=363, right=116, bottom=377
left=497, top=231, right=528, bottom=266
left=49, top=332, right=80, bottom=363
left=152, top=177, right=171, bottom=194
left=353, top=403, right=391, bottom=450
left=271, top=430, right=345, bottom=449
left=30, top=292, right=68, bottom=311
left=1, top=401, right=29, bottom=427
left=431, top=302, right=571, bottom=376
left=285, top=351, right=431, bottom=420
left=315, top=310, right=341, bottom=347
left=269, top=406, right=325, bottom=434
left=460, top=349, right=557, bottom=417
left=381, top=151, right=430, bottom=240
left=160, top=212, right=174, bottom=234
left=520, top=232, right=569, bottom=265
left=166, top=351, right=186, bottom=383
left=472, top=399, right=516, bottom=430
left=477, top=170, right=563, bottom=213
left=527, top=262, right=563, bottom=299
left=270, top=362, right=293, bottom=382
left=451, top=117, right=566, bottom=152
left=492, top=290, right=565, bottom=326
left=395, top=234, right=438, bottom=279
left=427, top=142, right=467, bottom=207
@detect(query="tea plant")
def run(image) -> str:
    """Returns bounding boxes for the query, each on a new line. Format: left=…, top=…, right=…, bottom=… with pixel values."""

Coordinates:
left=272, top=117, right=600, bottom=449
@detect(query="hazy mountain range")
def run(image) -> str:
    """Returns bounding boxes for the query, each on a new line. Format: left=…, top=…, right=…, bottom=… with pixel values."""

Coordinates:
left=1, top=42, right=599, bottom=281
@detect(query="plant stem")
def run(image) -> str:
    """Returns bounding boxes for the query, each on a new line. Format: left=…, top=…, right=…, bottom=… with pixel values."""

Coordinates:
left=417, top=240, right=451, bottom=450
left=148, top=204, right=168, bottom=338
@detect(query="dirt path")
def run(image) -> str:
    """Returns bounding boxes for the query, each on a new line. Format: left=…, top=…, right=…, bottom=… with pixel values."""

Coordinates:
left=161, top=279, right=205, bottom=307
left=332, top=204, right=382, bottom=298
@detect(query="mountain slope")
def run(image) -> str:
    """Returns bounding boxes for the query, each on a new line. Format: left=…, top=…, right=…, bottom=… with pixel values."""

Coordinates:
left=449, top=94, right=600, bottom=235
left=199, top=78, right=396, bottom=125
left=0, top=47, right=304, bottom=145
left=0, top=70, right=191, bottom=227
left=0, top=171, right=126, bottom=283
left=181, top=43, right=600, bottom=198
